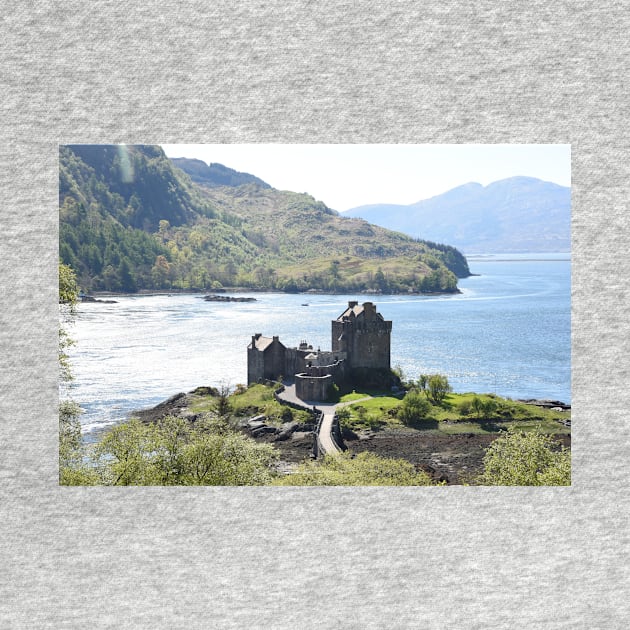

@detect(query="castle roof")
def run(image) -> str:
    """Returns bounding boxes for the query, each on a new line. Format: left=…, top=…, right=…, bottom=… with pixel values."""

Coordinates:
left=336, top=301, right=383, bottom=321
left=249, top=334, right=284, bottom=351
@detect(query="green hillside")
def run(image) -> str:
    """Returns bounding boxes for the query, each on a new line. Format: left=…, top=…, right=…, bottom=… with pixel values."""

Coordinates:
left=59, top=145, right=469, bottom=293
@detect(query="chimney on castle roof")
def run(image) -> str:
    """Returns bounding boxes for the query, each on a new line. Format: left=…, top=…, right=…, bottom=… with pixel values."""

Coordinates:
left=348, top=300, right=358, bottom=308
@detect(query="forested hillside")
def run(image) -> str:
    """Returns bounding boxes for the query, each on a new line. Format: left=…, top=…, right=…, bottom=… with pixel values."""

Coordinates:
left=170, top=157, right=271, bottom=189
left=59, top=145, right=469, bottom=293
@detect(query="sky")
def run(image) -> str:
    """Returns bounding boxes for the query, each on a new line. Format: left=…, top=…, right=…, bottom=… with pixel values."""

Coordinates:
left=162, top=144, right=571, bottom=212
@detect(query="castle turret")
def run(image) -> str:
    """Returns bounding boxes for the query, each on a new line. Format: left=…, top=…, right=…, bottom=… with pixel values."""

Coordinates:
left=331, top=301, right=391, bottom=371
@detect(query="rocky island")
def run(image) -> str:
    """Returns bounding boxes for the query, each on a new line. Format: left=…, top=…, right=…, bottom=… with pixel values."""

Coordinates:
left=203, top=294, right=257, bottom=302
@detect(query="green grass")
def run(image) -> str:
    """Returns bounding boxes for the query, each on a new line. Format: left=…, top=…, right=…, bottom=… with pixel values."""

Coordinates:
left=348, top=396, right=403, bottom=413
left=340, top=391, right=570, bottom=436
left=339, top=391, right=373, bottom=403
left=189, top=394, right=218, bottom=414
left=190, top=383, right=310, bottom=426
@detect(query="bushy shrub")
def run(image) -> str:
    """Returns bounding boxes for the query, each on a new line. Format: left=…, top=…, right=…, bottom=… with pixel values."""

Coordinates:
left=274, top=451, right=437, bottom=486
left=458, top=399, right=472, bottom=416
left=471, top=396, right=498, bottom=419
left=327, top=383, right=340, bottom=403
left=398, top=391, right=433, bottom=425
left=477, top=427, right=570, bottom=486
left=416, top=373, right=452, bottom=404
left=89, top=415, right=278, bottom=486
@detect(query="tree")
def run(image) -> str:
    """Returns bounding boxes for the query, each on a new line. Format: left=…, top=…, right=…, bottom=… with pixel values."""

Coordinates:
left=158, top=219, right=171, bottom=241
left=59, top=399, right=100, bottom=485
left=254, top=266, right=276, bottom=288
left=477, top=428, right=571, bottom=486
left=215, top=383, right=232, bottom=419
left=397, top=391, right=432, bottom=425
left=101, top=264, right=120, bottom=291
left=274, top=451, right=437, bottom=486
left=95, top=415, right=278, bottom=486
left=59, top=261, right=100, bottom=485
left=374, top=267, right=389, bottom=292
left=151, top=255, right=171, bottom=288
left=118, top=257, right=137, bottom=292
left=470, top=396, right=499, bottom=419
left=417, top=374, right=429, bottom=394
left=329, top=260, right=340, bottom=280
left=182, top=427, right=277, bottom=486
left=95, top=418, right=159, bottom=485
left=458, top=399, right=472, bottom=416
left=59, top=262, right=78, bottom=383
left=426, top=374, right=452, bottom=405
left=471, top=396, right=485, bottom=419
left=335, top=406, right=351, bottom=424
left=59, top=261, right=79, bottom=307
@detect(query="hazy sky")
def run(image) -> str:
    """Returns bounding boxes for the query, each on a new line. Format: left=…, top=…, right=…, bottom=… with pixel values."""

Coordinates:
left=162, top=144, right=571, bottom=212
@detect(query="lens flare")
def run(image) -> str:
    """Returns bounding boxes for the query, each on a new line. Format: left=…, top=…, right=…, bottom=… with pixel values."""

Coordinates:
left=117, top=144, right=134, bottom=183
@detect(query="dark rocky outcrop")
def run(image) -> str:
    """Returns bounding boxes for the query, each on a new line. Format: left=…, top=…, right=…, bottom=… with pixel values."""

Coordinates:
left=80, top=295, right=118, bottom=303
left=518, top=399, right=571, bottom=410
left=133, top=392, right=190, bottom=423
left=275, top=421, right=299, bottom=441
left=203, top=294, right=257, bottom=303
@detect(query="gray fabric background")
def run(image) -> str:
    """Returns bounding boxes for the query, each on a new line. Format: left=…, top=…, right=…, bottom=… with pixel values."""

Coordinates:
left=1, top=1, right=628, bottom=627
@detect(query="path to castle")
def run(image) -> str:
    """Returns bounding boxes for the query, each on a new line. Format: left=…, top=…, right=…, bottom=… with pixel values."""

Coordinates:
left=278, top=383, right=372, bottom=456
left=317, top=410, right=339, bottom=454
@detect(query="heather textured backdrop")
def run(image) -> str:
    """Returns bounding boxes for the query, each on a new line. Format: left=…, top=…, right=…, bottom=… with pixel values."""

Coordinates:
left=2, top=2, right=629, bottom=628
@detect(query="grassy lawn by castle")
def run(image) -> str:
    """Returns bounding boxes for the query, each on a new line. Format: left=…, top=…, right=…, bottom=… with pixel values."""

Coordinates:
left=189, top=383, right=312, bottom=425
left=187, top=383, right=570, bottom=437
left=339, top=389, right=570, bottom=436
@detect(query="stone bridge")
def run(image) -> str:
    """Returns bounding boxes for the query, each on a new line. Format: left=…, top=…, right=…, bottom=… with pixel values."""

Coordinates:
left=275, top=382, right=346, bottom=457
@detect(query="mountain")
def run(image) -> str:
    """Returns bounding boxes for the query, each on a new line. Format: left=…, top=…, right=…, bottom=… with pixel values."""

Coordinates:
left=59, top=145, right=469, bottom=294
left=170, top=157, right=271, bottom=189
left=343, top=177, right=571, bottom=253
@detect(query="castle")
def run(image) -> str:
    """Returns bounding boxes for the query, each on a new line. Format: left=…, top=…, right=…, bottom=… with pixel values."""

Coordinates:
left=247, top=301, right=392, bottom=401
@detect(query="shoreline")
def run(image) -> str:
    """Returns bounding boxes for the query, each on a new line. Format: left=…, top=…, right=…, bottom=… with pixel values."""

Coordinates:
left=88, top=287, right=464, bottom=298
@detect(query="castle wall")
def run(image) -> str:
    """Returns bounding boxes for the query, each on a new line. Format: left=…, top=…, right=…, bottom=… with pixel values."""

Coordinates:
left=247, top=346, right=265, bottom=384
left=332, top=302, right=392, bottom=371
left=310, top=350, right=346, bottom=366
left=294, top=359, right=346, bottom=401
left=295, top=373, right=333, bottom=401
left=285, top=347, right=309, bottom=377
left=265, top=337, right=286, bottom=381
left=348, top=319, right=391, bottom=370
left=331, top=320, right=347, bottom=355
left=247, top=335, right=287, bottom=384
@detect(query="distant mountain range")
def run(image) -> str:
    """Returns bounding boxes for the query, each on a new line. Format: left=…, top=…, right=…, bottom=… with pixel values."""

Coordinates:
left=342, top=177, right=571, bottom=253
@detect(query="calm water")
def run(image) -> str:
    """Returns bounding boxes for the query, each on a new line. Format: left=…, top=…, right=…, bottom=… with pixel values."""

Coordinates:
left=65, top=254, right=571, bottom=437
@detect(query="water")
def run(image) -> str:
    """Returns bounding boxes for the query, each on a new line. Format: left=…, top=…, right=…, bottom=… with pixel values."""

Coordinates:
left=64, top=254, right=571, bottom=438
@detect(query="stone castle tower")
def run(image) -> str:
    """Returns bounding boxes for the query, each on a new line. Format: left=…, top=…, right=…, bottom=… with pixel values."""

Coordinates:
left=332, top=301, right=391, bottom=371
